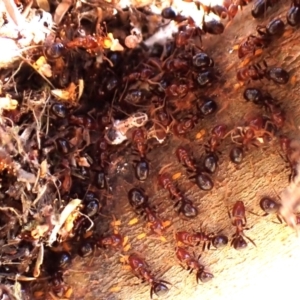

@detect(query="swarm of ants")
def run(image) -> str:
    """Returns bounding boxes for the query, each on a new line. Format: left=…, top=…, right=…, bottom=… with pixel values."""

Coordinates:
left=0, top=0, right=299, bottom=299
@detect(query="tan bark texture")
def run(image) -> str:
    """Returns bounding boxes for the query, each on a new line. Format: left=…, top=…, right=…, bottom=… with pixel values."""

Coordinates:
left=65, top=1, right=300, bottom=299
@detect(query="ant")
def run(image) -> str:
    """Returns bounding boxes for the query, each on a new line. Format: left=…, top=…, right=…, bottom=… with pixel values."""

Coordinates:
left=175, top=230, right=228, bottom=250
left=260, top=195, right=300, bottom=226
left=251, top=0, right=280, bottom=19
left=256, top=18, right=285, bottom=38
left=158, top=172, right=183, bottom=200
left=228, top=115, right=273, bottom=150
left=174, top=17, right=205, bottom=48
left=171, top=115, right=198, bottom=135
left=243, top=89, right=285, bottom=129
left=126, top=254, right=170, bottom=298
left=95, top=215, right=129, bottom=251
left=192, top=52, right=214, bottom=70
left=205, top=124, right=227, bottom=153
left=287, top=0, right=300, bottom=26
left=65, top=34, right=112, bottom=54
left=128, top=188, right=149, bottom=210
left=176, top=146, right=214, bottom=190
left=238, top=18, right=285, bottom=59
left=176, top=196, right=198, bottom=218
left=132, top=128, right=148, bottom=159
left=200, top=124, right=228, bottom=175
left=175, top=247, right=213, bottom=283
left=98, top=233, right=125, bottom=249
left=197, top=97, right=218, bottom=117
left=202, top=15, right=224, bottom=35
left=131, top=128, right=150, bottom=181
left=158, top=172, right=198, bottom=218
left=161, top=7, right=187, bottom=22
left=143, top=207, right=171, bottom=235
left=163, top=57, right=189, bottom=74
left=237, top=61, right=289, bottom=84
left=123, top=68, right=157, bottom=83
left=165, top=78, right=193, bottom=98
left=229, top=201, right=256, bottom=250
left=229, top=146, right=244, bottom=164
left=279, top=135, right=298, bottom=181
left=237, top=35, right=269, bottom=59
left=259, top=197, right=283, bottom=223
left=262, top=98, right=285, bottom=129
left=134, top=159, right=149, bottom=182
left=128, top=188, right=170, bottom=236
left=176, top=146, right=197, bottom=172
left=200, top=124, right=227, bottom=174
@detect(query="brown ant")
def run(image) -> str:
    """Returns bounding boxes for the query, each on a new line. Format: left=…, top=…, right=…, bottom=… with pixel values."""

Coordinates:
left=251, top=0, right=280, bottom=19
left=227, top=114, right=274, bottom=152
left=287, top=0, right=300, bottom=26
left=201, top=124, right=227, bottom=176
left=279, top=135, right=298, bottom=181
left=95, top=215, right=129, bottom=251
left=202, top=15, right=224, bottom=35
left=205, top=124, right=227, bottom=153
left=238, top=18, right=284, bottom=59
left=176, top=196, right=198, bottom=218
left=229, top=201, right=256, bottom=250
left=243, top=89, right=285, bottom=129
left=98, top=233, right=125, bottom=249
left=263, top=98, right=285, bottom=129
left=174, top=17, right=205, bottom=47
left=158, top=172, right=183, bottom=200
left=131, top=128, right=150, bottom=181
left=237, top=61, right=289, bottom=84
left=132, top=128, right=148, bottom=159
left=256, top=18, right=285, bottom=38
left=134, top=159, right=150, bottom=182
left=126, top=254, right=170, bottom=298
left=161, top=7, right=187, bottom=22
left=143, top=207, right=171, bottom=235
left=128, top=188, right=170, bottom=235
left=175, top=230, right=228, bottom=250
left=158, top=172, right=198, bottom=218
left=65, top=34, right=111, bottom=54
left=165, top=79, right=193, bottom=98
left=175, top=247, right=213, bottom=283
left=237, top=35, right=269, bottom=59
left=259, top=197, right=283, bottom=223
left=176, top=146, right=197, bottom=172
left=175, top=146, right=214, bottom=191
left=163, top=57, right=189, bottom=74
left=171, top=115, right=198, bottom=135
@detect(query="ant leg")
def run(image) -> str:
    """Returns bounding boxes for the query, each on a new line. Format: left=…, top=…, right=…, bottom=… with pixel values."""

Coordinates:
left=243, top=233, right=256, bottom=247
left=247, top=210, right=264, bottom=217
left=262, top=59, right=268, bottom=69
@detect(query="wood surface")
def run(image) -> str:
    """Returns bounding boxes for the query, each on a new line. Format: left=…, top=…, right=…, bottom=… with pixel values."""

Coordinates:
left=64, top=1, right=300, bottom=299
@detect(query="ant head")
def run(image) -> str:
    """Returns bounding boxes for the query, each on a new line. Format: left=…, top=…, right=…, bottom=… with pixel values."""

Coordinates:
left=260, top=197, right=280, bottom=214
left=232, top=235, right=247, bottom=250
left=196, top=270, right=214, bottom=283
left=212, top=234, right=228, bottom=249
left=151, top=281, right=169, bottom=298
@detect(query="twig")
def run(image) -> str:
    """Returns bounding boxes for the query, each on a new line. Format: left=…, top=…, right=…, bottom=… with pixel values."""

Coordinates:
left=4, top=62, right=24, bottom=87
left=17, top=55, right=55, bottom=89
left=0, top=207, right=22, bottom=225
left=2, top=0, right=26, bottom=27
